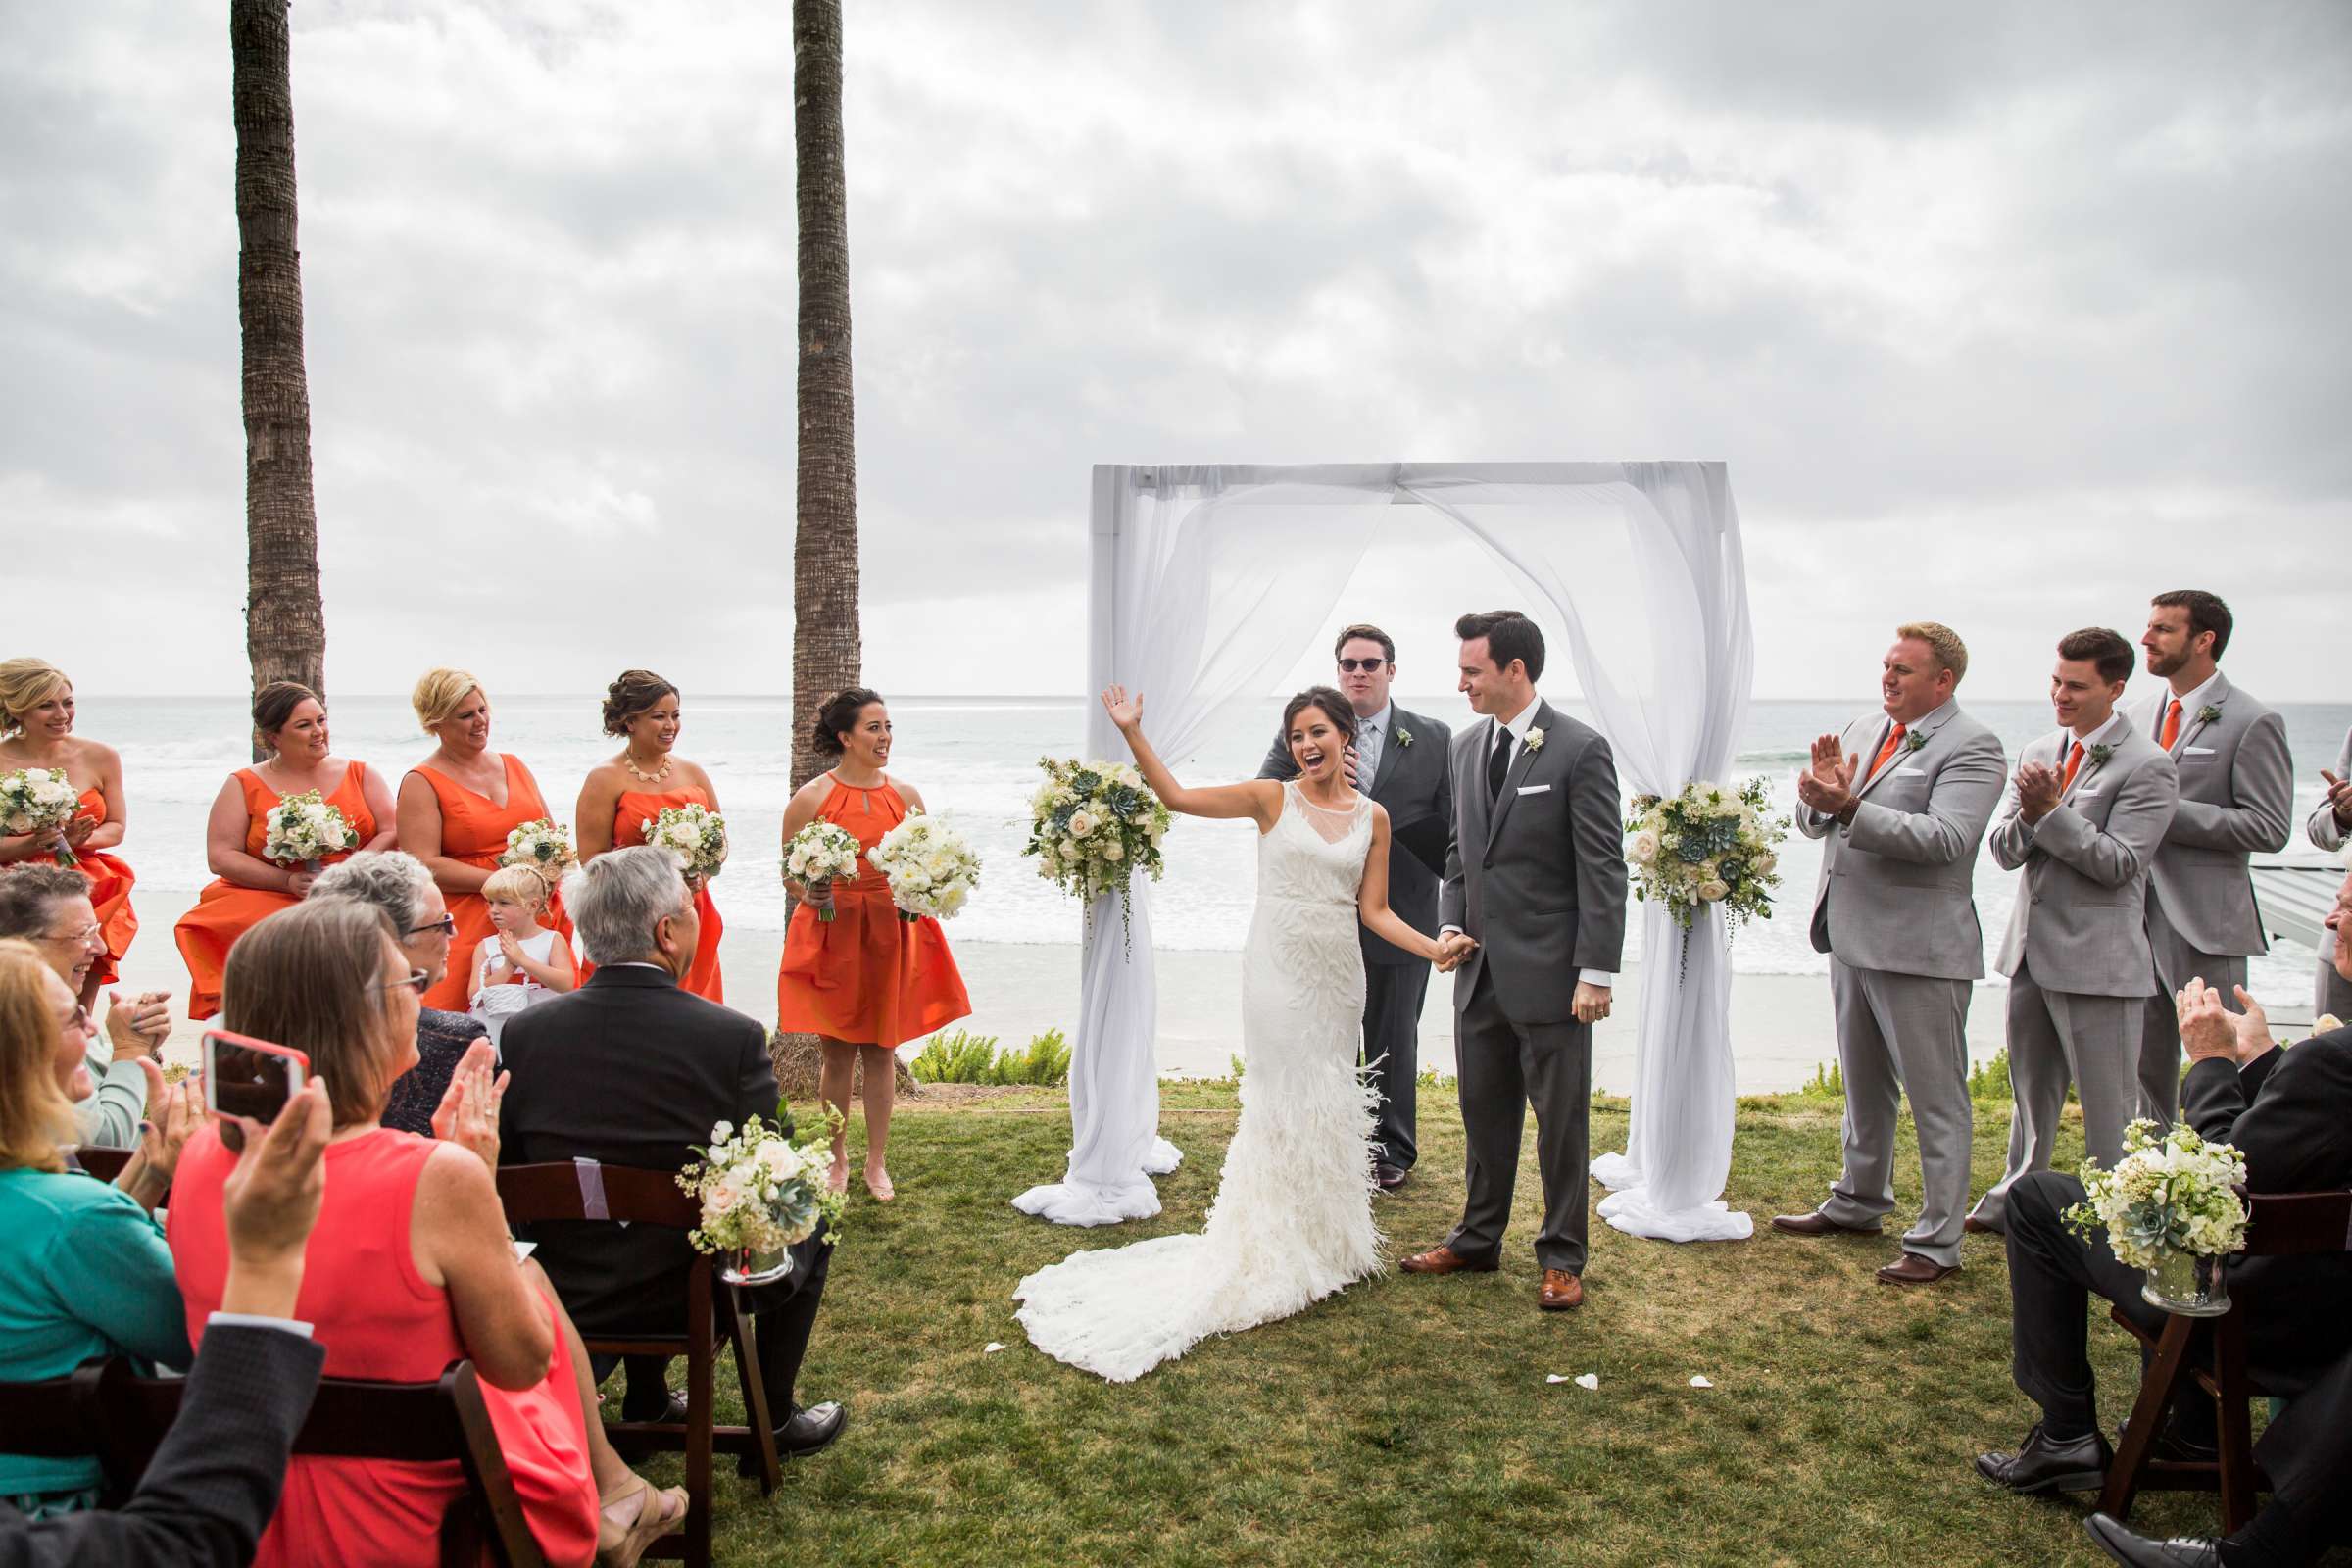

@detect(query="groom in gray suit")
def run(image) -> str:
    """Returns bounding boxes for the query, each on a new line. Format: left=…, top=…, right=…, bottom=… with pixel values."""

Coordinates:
left=2131, top=589, right=2293, bottom=1126
left=1257, top=623, right=1453, bottom=1187
left=1401, top=611, right=1628, bottom=1312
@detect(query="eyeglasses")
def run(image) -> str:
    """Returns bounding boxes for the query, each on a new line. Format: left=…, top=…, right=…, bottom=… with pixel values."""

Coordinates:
left=406, top=914, right=458, bottom=938
left=1337, top=658, right=1390, bottom=673
left=42, top=923, right=103, bottom=948
left=372, top=969, right=431, bottom=995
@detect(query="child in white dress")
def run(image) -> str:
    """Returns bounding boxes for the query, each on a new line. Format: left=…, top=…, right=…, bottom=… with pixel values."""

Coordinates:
left=468, top=865, right=576, bottom=1048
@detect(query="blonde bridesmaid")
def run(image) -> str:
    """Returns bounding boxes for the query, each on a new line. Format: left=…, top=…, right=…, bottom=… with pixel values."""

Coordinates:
left=0, top=659, right=138, bottom=1008
left=576, top=669, right=726, bottom=1001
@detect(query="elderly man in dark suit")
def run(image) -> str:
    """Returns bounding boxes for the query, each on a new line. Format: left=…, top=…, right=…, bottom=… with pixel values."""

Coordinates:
left=1979, top=866, right=2352, bottom=1568
left=1257, top=623, right=1452, bottom=1188
left=499, top=847, right=843, bottom=1460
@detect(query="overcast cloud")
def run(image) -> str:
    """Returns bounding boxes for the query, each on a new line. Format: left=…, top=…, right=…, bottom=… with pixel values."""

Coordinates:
left=4, top=1, right=2348, bottom=703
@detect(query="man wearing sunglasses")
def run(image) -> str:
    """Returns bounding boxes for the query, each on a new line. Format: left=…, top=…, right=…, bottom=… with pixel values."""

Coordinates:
left=1257, top=623, right=1453, bottom=1190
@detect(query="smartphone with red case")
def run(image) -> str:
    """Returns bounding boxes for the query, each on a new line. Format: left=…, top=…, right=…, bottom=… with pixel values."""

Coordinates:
left=201, top=1028, right=310, bottom=1134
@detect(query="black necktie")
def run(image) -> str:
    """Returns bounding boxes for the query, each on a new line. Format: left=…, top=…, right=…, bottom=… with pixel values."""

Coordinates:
left=1488, top=727, right=1513, bottom=803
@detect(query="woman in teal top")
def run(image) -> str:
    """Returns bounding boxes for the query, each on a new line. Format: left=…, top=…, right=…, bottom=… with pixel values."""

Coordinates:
left=0, top=938, right=199, bottom=1515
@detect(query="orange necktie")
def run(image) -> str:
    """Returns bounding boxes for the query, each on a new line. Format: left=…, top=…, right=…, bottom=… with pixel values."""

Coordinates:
left=2158, top=699, right=2181, bottom=751
left=1866, top=723, right=1908, bottom=783
left=2059, top=740, right=2086, bottom=793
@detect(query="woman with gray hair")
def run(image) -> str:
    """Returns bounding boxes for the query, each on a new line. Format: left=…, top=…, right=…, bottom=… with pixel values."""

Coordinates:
left=309, top=850, right=490, bottom=1137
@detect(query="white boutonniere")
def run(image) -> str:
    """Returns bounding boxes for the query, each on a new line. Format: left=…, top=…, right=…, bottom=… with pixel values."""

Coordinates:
left=1524, top=726, right=1546, bottom=754
left=2197, top=703, right=2223, bottom=726
left=1395, top=724, right=1413, bottom=749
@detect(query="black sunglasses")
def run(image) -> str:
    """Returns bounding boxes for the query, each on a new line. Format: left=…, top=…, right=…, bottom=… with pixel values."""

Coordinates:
left=372, top=968, right=432, bottom=995
left=406, top=914, right=458, bottom=938
left=1337, top=657, right=1390, bottom=673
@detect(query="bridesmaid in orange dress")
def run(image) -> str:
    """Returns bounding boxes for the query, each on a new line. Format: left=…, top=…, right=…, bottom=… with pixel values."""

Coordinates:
left=396, top=667, right=574, bottom=1011
left=0, top=659, right=139, bottom=1007
left=575, top=669, right=726, bottom=1002
left=172, top=681, right=396, bottom=1019
left=776, top=688, right=971, bottom=1200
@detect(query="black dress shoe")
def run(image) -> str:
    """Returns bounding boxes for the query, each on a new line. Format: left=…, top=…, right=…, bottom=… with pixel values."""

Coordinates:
left=1975, top=1422, right=2113, bottom=1494
left=740, top=1400, right=847, bottom=1473
left=2083, top=1512, right=2220, bottom=1566
left=617, top=1390, right=689, bottom=1426
left=2116, top=1415, right=2220, bottom=1465
left=1372, top=1163, right=1408, bottom=1192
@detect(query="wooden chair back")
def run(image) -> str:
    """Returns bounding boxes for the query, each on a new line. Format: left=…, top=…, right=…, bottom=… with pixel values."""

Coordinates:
left=70, top=1146, right=133, bottom=1183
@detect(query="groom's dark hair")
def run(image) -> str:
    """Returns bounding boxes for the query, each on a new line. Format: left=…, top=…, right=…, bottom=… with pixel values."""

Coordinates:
left=1455, top=610, right=1544, bottom=682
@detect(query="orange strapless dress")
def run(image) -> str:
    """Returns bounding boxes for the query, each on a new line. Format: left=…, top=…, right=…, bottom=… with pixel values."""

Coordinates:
left=173, top=764, right=377, bottom=1020
left=586, top=787, right=724, bottom=1002
left=776, top=779, right=971, bottom=1047
left=70, top=786, right=138, bottom=989
left=410, top=755, right=573, bottom=1011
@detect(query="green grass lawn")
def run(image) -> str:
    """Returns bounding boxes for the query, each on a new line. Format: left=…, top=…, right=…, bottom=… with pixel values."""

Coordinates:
left=622, top=1082, right=2293, bottom=1567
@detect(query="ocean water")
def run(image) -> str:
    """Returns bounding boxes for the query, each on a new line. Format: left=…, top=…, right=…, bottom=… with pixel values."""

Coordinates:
left=70, top=692, right=2352, bottom=1004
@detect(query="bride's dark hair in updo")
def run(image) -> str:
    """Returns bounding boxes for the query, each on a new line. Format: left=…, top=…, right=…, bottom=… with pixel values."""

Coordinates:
left=601, top=669, right=679, bottom=738
left=810, top=687, right=885, bottom=760
left=1279, top=686, right=1357, bottom=755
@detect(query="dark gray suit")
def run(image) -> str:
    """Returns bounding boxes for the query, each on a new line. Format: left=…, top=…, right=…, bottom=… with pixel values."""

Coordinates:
left=1259, top=703, right=1452, bottom=1169
left=1438, top=700, right=1629, bottom=1274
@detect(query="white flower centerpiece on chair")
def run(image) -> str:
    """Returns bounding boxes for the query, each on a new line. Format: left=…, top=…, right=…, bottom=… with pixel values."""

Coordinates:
left=2065, top=1119, right=2250, bottom=1317
left=678, top=1112, right=846, bottom=1286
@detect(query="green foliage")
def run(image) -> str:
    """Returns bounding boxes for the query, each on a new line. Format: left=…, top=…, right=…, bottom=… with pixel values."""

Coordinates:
left=908, top=1027, right=1072, bottom=1088
left=1800, top=1058, right=1844, bottom=1099
left=1968, top=1047, right=2012, bottom=1101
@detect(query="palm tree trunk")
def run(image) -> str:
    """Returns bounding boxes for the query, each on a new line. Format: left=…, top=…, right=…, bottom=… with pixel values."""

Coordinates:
left=791, top=0, right=861, bottom=792
left=231, top=0, right=325, bottom=760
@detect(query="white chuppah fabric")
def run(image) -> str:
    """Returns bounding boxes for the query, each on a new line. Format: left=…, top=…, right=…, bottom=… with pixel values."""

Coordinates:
left=1011, top=465, right=1398, bottom=1225
left=1398, top=465, right=1755, bottom=1242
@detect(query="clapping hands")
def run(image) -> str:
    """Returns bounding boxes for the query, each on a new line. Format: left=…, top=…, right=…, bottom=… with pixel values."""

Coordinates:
left=430, top=1040, right=509, bottom=1171
left=2015, top=760, right=2063, bottom=824
left=1794, top=732, right=1858, bottom=818
left=2176, top=977, right=2273, bottom=1065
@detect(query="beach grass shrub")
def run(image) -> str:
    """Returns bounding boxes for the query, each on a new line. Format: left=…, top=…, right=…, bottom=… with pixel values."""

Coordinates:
left=910, top=1027, right=1072, bottom=1087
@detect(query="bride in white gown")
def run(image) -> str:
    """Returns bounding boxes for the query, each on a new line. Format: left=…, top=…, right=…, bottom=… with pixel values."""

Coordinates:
left=1015, top=684, right=1461, bottom=1383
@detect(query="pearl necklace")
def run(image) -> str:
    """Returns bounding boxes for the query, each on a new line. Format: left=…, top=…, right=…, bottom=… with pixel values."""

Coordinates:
left=622, top=750, right=673, bottom=785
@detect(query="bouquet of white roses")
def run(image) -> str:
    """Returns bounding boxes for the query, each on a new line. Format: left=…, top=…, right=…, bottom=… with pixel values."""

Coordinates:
left=499, top=817, right=577, bottom=879
left=0, top=767, right=83, bottom=867
left=2064, top=1118, right=2249, bottom=1271
left=867, top=812, right=980, bottom=923
left=1021, top=756, right=1171, bottom=942
left=678, top=1110, right=845, bottom=1261
left=783, top=820, right=863, bottom=922
left=642, top=803, right=727, bottom=882
left=1624, top=777, right=1788, bottom=933
left=262, top=788, right=360, bottom=869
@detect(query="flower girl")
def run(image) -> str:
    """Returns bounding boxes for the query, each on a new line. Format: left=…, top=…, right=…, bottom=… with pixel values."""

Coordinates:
left=468, top=865, right=575, bottom=1046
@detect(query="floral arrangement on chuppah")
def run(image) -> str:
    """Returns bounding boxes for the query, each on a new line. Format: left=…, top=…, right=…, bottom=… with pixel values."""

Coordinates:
left=1022, top=757, right=1171, bottom=945
left=782, top=821, right=864, bottom=921
left=642, top=803, right=727, bottom=883
left=261, top=788, right=360, bottom=871
left=0, top=767, right=82, bottom=866
left=678, top=1110, right=846, bottom=1285
left=868, top=813, right=981, bottom=922
left=1623, top=778, right=1788, bottom=932
left=2065, top=1118, right=2250, bottom=1316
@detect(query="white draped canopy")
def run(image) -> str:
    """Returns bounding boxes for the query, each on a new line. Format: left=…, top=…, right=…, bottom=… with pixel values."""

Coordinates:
left=1012, top=462, right=1757, bottom=1244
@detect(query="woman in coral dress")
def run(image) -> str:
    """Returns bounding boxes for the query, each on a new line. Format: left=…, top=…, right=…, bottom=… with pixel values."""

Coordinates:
left=0, top=659, right=138, bottom=1005
left=575, top=670, right=726, bottom=1001
left=172, top=682, right=396, bottom=1019
left=777, top=688, right=971, bottom=1200
left=396, top=667, right=572, bottom=1011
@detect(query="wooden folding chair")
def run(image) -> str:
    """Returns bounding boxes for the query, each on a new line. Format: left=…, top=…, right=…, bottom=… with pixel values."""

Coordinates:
left=0, top=1359, right=113, bottom=1480
left=69, top=1145, right=133, bottom=1183
left=497, top=1159, right=782, bottom=1568
left=2099, top=1189, right=2352, bottom=1532
left=95, top=1357, right=548, bottom=1567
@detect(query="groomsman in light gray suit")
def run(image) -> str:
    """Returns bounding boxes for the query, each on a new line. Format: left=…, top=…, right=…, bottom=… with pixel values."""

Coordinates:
left=1401, top=611, right=1628, bottom=1313
left=2309, top=725, right=2352, bottom=1021
left=1257, top=623, right=1453, bottom=1188
left=2131, top=589, right=2293, bottom=1125
left=1968, top=628, right=2179, bottom=1233
left=1770, top=622, right=2006, bottom=1286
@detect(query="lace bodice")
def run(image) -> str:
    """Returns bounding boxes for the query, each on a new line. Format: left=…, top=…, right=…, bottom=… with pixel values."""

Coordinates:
left=1256, top=781, right=1372, bottom=910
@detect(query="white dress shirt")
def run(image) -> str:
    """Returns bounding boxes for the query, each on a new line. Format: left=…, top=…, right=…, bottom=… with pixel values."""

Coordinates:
left=2152, top=669, right=2222, bottom=746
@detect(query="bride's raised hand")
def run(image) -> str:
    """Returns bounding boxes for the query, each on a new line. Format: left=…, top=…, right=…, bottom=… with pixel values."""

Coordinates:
left=1100, top=685, right=1145, bottom=733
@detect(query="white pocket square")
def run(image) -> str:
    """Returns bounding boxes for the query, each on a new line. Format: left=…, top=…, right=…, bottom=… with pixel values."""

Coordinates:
left=1893, top=764, right=1926, bottom=777
left=2183, top=745, right=2216, bottom=756
left=1516, top=783, right=1552, bottom=796
left=2074, top=784, right=2104, bottom=796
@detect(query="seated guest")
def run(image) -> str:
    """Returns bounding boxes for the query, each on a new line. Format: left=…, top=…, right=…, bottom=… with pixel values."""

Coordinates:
left=166, top=900, right=686, bottom=1568
left=1980, top=867, right=2352, bottom=1568
left=0, top=939, right=201, bottom=1518
left=501, top=847, right=844, bottom=1458
left=0, top=865, right=170, bottom=1148
left=0, top=1071, right=336, bottom=1567
left=309, top=851, right=487, bottom=1137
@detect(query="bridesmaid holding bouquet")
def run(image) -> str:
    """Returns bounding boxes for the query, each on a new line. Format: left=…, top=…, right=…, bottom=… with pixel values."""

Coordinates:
left=776, top=687, right=971, bottom=1200
left=576, top=669, right=727, bottom=1001
left=172, top=681, right=396, bottom=1018
left=0, top=659, right=139, bottom=1006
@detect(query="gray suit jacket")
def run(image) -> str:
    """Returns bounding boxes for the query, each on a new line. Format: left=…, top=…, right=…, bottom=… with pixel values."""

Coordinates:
left=2132, top=671, right=2293, bottom=955
left=1795, top=699, right=2006, bottom=981
left=2310, top=725, right=2352, bottom=854
left=1440, top=701, right=1629, bottom=1026
left=1259, top=704, right=1453, bottom=964
left=1990, top=723, right=2180, bottom=997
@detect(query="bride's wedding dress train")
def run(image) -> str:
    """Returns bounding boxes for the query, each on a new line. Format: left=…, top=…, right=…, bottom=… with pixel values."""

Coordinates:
left=1014, top=782, right=1383, bottom=1382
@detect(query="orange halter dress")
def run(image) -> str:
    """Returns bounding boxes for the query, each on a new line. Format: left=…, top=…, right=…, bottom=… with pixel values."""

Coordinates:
left=776, top=777, right=971, bottom=1048
left=70, top=785, right=138, bottom=989
left=588, top=785, right=725, bottom=1002
left=173, top=763, right=377, bottom=1020
left=408, top=755, right=572, bottom=1012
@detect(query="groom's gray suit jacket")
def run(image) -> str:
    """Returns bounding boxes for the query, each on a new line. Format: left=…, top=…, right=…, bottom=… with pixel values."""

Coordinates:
left=1440, top=701, right=1628, bottom=1024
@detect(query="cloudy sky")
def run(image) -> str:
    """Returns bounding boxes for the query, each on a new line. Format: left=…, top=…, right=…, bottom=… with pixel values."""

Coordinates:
left=6, top=1, right=2348, bottom=704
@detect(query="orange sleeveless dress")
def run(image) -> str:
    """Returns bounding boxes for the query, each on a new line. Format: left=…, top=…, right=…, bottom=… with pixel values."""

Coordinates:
left=173, top=763, right=377, bottom=1020
left=776, top=778, right=971, bottom=1047
left=70, top=786, right=137, bottom=989
left=589, top=786, right=724, bottom=1002
left=410, top=755, right=572, bottom=1012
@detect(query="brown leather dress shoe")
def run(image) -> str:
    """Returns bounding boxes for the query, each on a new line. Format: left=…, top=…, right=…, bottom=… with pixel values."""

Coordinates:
left=1876, top=1253, right=1959, bottom=1286
left=1398, top=1245, right=1496, bottom=1275
left=1538, top=1269, right=1584, bottom=1311
left=1769, top=1211, right=1882, bottom=1238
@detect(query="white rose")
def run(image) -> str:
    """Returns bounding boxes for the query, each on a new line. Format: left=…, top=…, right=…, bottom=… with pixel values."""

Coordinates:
left=1069, top=810, right=1098, bottom=838
left=1753, top=850, right=1778, bottom=875
left=1102, top=840, right=1124, bottom=861
left=1697, top=878, right=1730, bottom=902
left=1628, top=830, right=1659, bottom=865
